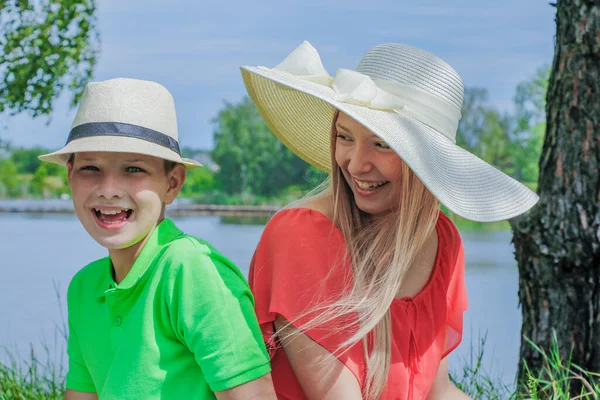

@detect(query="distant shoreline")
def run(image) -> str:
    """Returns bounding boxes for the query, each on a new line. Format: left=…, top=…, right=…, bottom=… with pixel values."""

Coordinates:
left=0, top=200, right=511, bottom=231
left=0, top=200, right=281, bottom=217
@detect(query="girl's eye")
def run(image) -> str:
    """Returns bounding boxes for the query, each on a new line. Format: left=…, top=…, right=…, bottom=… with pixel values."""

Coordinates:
left=80, top=165, right=99, bottom=171
left=336, top=134, right=351, bottom=141
left=376, top=142, right=391, bottom=150
left=127, top=166, right=145, bottom=173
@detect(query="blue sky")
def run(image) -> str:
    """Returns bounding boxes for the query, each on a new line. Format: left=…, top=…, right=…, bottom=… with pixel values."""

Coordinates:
left=2, top=0, right=556, bottom=151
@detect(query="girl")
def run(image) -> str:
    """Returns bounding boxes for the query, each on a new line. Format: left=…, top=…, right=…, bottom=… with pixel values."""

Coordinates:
left=241, top=41, right=538, bottom=400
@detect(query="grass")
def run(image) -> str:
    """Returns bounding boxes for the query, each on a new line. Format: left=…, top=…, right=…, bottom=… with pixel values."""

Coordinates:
left=2, top=327, right=598, bottom=399
left=517, top=333, right=600, bottom=399
left=0, top=345, right=65, bottom=400
left=450, top=333, right=513, bottom=399
left=0, top=282, right=67, bottom=400
left=451, top=332, right=600, bottom=400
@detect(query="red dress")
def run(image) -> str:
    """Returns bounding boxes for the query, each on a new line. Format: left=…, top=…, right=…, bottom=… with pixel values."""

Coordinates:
left=249, top=208, right=468, bottom=400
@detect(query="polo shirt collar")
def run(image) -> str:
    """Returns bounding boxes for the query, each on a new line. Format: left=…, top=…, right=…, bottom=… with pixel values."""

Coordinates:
left=97, top=218, right=184, bottom=298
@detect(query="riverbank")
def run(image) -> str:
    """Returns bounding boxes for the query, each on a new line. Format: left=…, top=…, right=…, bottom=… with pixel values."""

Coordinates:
left=0, top=199, right=511, bottom=230
left=0, top=199, right=280, bottom=217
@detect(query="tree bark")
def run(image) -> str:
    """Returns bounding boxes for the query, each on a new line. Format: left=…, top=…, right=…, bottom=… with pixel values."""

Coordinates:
left=511, top=0, right=600, bottom=388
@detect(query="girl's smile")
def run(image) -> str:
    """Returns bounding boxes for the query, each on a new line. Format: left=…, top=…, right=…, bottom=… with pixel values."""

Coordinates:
left=334, top=112, right=404, bottom=216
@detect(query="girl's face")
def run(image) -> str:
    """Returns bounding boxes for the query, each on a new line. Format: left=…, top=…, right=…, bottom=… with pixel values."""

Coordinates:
left=334, top=111, right=405, bottom=216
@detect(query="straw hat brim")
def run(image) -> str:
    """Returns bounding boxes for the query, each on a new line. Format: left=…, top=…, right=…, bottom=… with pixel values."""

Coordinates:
left=38, top=136, right=202, bottom=170
left=241, top=65, right=539, bottom=222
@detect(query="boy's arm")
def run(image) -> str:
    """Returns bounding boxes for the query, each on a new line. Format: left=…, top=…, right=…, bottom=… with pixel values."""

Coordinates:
left=65, top=280, right=97, bottom=395
left=64, top=389, right=98, bottom=400
left=215, top=373, right=277, bottom=400
left=166, top=249, right=273, bottom=393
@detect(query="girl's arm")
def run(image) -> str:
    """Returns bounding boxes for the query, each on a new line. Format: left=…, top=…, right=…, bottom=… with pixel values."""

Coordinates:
left=64, top=389, right=98, bottom=400
left=426, top=357, right=471, bottom=400
left=215, top=373, right=277, bottom=400
left=274, top=315, right=363, bottom=400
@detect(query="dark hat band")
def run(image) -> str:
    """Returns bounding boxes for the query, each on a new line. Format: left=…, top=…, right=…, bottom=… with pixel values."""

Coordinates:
left=66, top=122, right=180, bottom=154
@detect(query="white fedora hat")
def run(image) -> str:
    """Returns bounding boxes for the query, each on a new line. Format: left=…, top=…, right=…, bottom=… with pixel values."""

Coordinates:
left=241, top=41, right=539, bottom=222
left=39, top=78, right=202, bottom=170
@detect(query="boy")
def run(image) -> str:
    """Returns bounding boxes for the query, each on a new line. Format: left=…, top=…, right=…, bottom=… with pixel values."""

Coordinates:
left=39, top=78, right=276, bottom=400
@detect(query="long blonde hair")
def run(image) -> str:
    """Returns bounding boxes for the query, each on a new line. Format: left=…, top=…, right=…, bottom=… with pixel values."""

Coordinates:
left=284, top=110, right=441, bottom=399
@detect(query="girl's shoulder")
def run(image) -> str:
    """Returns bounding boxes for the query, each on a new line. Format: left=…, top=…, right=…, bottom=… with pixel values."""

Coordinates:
left=251, top=202, right=348, bottom=294
left=436, top=211, right=463, bottom=258
left=263, top=206, right=339, bottom=246
left=264, top=195, right=336, bottom=238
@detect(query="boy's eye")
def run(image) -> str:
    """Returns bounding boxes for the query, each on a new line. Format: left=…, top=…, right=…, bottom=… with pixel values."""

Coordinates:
left=336, top=134, right=351, bottom=141
left=376, top=142, right=391, bottom=150
left=127, top=166, right=145, bottom=173
left=80, top=165, right=99, bottom=171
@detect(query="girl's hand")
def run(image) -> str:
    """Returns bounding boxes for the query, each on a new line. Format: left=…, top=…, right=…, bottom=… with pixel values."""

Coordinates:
left=426, top=358, right=472, bottom=400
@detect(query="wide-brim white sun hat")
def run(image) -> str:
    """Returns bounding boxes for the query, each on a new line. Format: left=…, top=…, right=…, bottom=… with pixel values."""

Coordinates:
left=39, top=78, right=202, bottom=170
left=241, top=41, right=539, bottom=222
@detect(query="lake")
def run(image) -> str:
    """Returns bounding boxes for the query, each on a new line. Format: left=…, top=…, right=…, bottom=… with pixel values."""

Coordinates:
left=0, top=212, right=521, bottom=389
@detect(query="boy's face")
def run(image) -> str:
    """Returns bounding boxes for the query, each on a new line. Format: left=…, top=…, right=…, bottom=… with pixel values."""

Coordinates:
left=68, top=152, right=185, bottom=250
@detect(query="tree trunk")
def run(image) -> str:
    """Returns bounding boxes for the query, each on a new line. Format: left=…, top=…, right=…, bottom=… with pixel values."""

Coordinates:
left=511, top=0, right=600, bottom=388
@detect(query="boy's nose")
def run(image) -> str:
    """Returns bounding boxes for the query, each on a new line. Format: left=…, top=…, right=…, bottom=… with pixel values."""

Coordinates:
left=95, top=174, right=125, bottom=199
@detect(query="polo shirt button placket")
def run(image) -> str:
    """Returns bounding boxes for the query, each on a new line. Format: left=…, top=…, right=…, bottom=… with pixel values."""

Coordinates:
left=114, top=316, right=122, bottom=327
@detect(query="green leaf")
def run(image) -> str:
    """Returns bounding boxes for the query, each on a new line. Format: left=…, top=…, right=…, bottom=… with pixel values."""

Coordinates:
left=0, top=0, right=99, bottom=120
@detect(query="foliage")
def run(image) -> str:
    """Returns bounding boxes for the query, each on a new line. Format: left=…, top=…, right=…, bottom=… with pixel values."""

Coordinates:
left=180, top=168, right=217, bottom=197
left=449, top=332, right=600, bottom=399
left=10, top=146, right=47, bottom=174
left=0, top=145, right=71, bottom=198
left=450, top=334, right=512, bottom=399
left=28, top=162, right=50, bottom=198
left=0, top=67, right=548, bottom=202
left=517, top=333, right=600, bottom=399
left=456, top=87, right=490, bottom=152
left=457, top=66, right=550, bottom=188
left=0, top=284, right=67, bottom=400
left=0, top=0, right=99, bottom=118
left=211, top=97, right=317, bottom=197
left=473, top=109, right=515, bottom=175
left=0, top=346, right=65, bottom=400
left=3, top=329, right=599, bottom=400
left=510, top=66, right=550, bottom=184
left=212, top=68, right=550, bottom=201
left=0, top=157, right=20, bottom=197
left=513, top=66, right=550, bottom=135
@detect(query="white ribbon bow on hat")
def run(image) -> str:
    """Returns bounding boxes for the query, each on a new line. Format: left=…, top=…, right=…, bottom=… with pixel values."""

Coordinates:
left=257, top=41, right=461, bottom=142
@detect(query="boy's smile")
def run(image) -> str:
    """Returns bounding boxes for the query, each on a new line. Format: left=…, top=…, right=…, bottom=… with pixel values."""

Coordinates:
left=92, top=206, right=134, bottom=230
left=68, top=152, right=185, bottom=253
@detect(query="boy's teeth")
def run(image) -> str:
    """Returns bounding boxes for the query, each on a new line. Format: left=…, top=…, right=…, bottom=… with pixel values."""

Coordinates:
left=95, top=208, right=128, bottom=215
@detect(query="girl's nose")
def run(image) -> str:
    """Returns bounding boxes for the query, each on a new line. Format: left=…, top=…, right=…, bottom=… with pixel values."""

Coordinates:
left=347, top=142, right=373, bottom=176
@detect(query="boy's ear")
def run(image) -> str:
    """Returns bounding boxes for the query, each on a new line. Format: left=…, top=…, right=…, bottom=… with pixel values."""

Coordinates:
left=67, top=162, right=74, bottom=183
left=164, top=164, right=186, bottom=205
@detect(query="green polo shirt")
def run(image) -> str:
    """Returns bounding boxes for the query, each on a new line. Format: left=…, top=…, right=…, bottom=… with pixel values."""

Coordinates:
left=66, top=218, right=271, bottom=399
